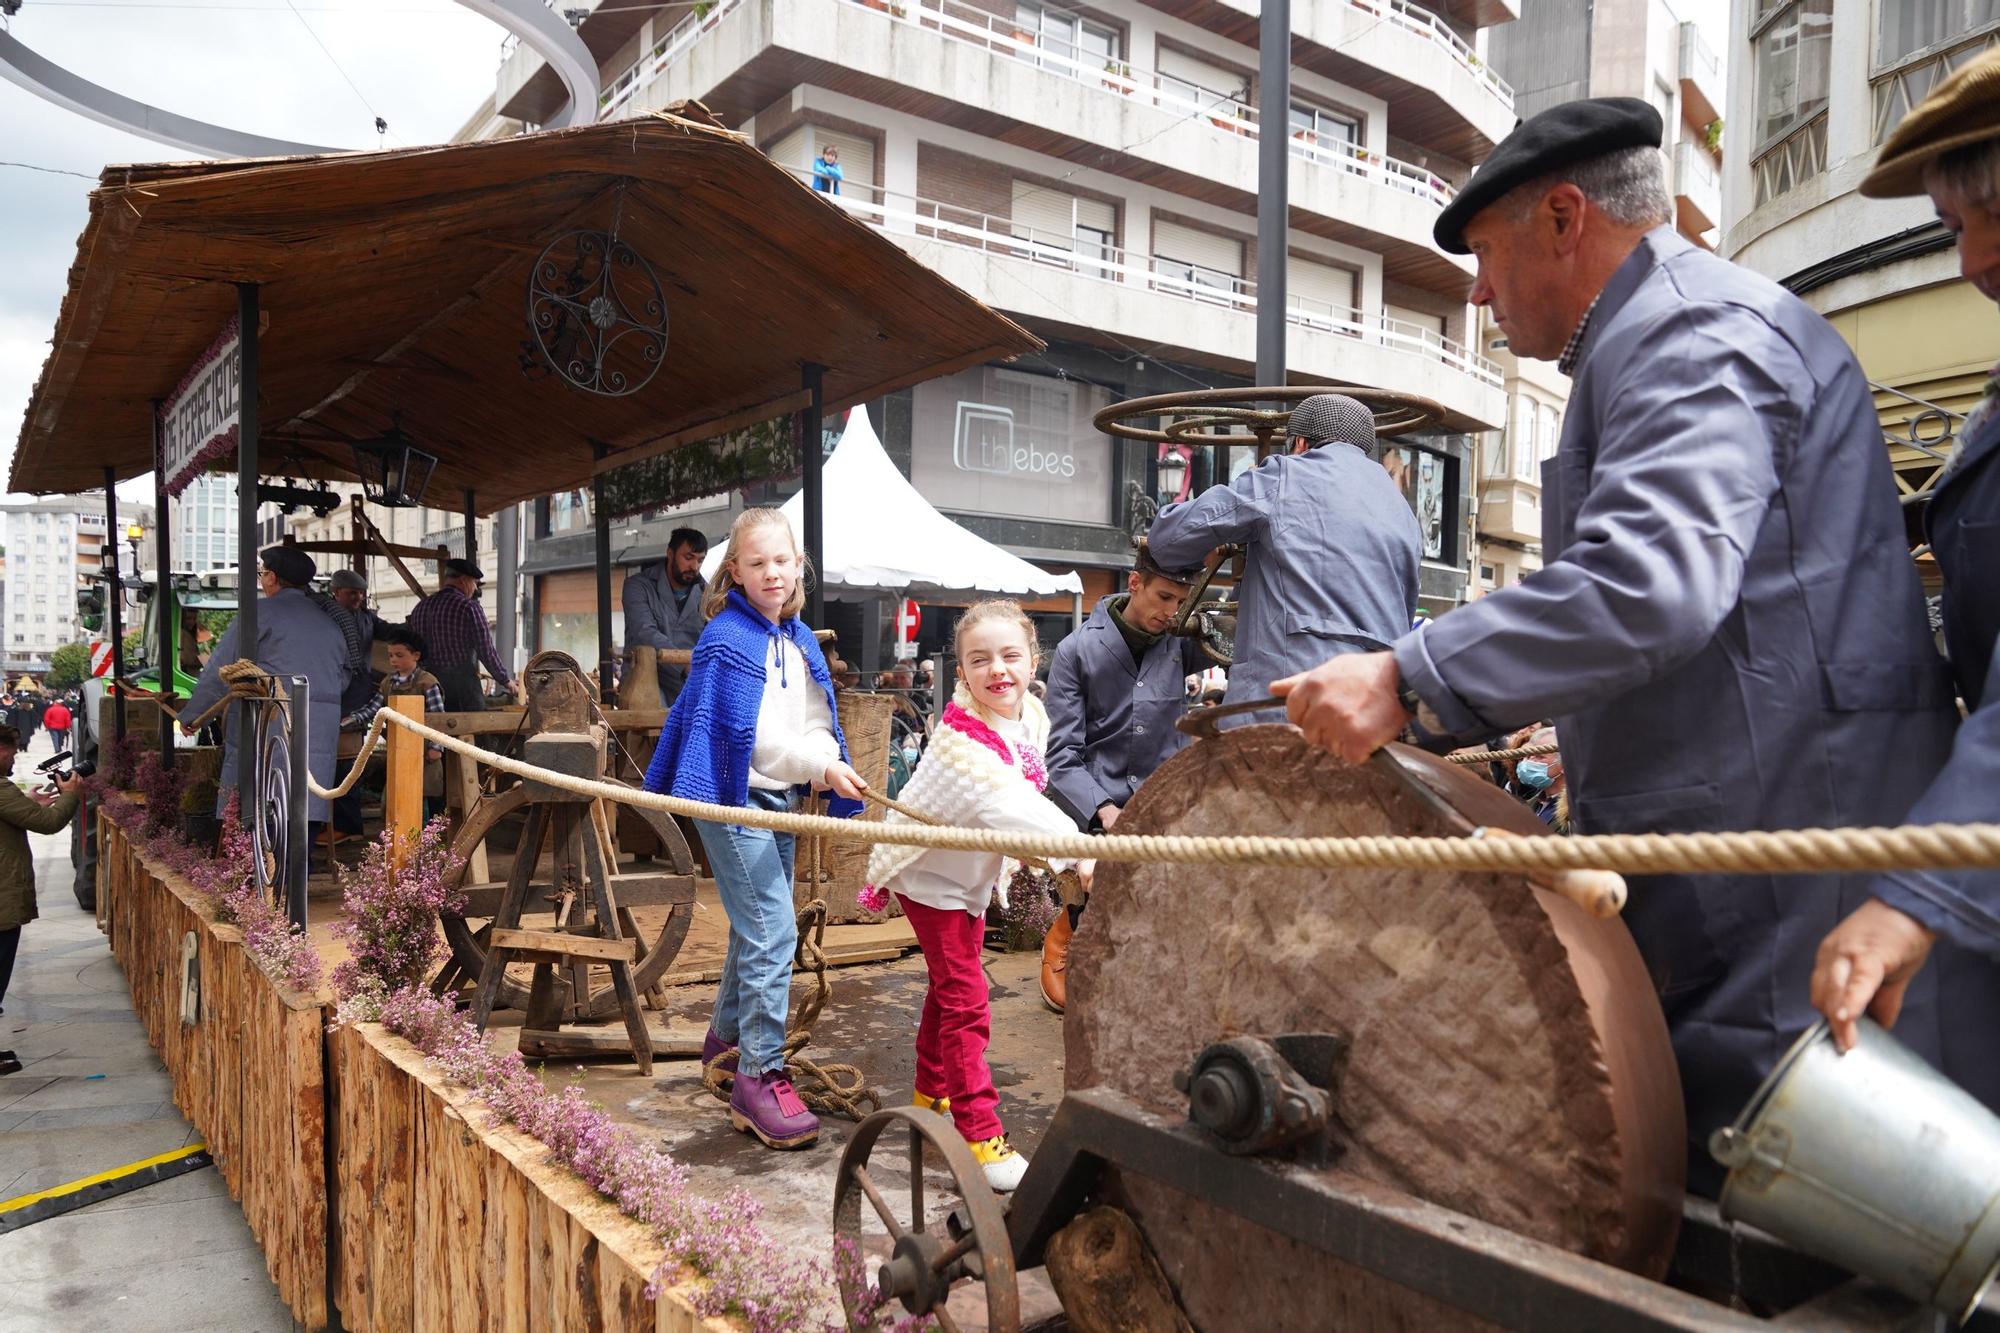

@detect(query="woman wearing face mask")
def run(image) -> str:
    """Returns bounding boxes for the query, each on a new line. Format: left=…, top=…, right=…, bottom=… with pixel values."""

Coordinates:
left=1512, top=726, right=1567, bottom=832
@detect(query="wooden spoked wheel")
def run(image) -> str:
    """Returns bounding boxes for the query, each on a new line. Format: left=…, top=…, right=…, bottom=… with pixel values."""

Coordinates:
left=439, top=779, right=697, bottom=1019
left=833, top=1107, right=1018, bottom=1333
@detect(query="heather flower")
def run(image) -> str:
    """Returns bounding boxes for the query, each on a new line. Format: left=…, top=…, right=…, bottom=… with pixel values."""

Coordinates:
left=331, top=816, right=465, bottom=1001
left=133, top=751, right=192, bottom=837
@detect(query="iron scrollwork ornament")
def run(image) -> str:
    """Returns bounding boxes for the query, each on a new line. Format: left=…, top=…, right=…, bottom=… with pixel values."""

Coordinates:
left=525, top=230, right=669, bottom=397
left=250, top=695, right=293, bottom=909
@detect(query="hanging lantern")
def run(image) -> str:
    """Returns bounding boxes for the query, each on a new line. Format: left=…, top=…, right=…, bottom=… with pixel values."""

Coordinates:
left=349, top=428, right=438, bottom=508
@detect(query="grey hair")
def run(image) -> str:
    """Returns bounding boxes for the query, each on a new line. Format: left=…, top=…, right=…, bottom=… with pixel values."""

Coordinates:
left=1922, top=138, right=2000, bottom=205
left=1502, top=145, right=1673, bottom=230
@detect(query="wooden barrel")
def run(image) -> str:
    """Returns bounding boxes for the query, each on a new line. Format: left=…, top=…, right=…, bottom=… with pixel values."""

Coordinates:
left=1066, top=729, right=1685, bottom=1330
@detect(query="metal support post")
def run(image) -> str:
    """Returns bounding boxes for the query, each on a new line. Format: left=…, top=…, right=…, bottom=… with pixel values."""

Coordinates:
left=1256, top=0, right=1291, bottom=391
left=286, top=676, right=309, bottom=932
left=104, top=464, right=126, bottom=744
left=496, top=502, right=519, bottom=671
left=589, top=443, right=615, bottom=700
left=801, top=362, right=826, bottom=628
left=463, top=488, right=477, bottom=565
left=235, top=282, right=261, bottom=816
left=153, top=402, right=174, bottom=770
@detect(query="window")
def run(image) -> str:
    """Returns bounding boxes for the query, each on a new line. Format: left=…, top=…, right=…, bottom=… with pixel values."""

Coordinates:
left=909, top=365, right=1114, bottom=525
left=1289, top=101, right=1360, bottom=160
left=1752, top=0, right=1832, bottom=150
left=1878, top=0, right=2000, bottom=66
left=1016, top=2, right=1120, bottom=71
left=1151, top=219, right=1244, bottom=305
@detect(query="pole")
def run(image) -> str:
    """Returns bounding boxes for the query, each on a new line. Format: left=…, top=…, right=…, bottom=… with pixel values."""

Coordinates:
left=104, top=465, right=126, bottom=745
left=384, top=694, right=424, bottom=862
left=496, top=502, right=519, bottom=673
left=463, top=488, right=477, bottom=565
left=1256, top=0, right=1292, bottom=417
left=153, top=402, right=174, bottom=771
left=590, top=443, right=615, bottom=700
left=236, top=283, right=261, bottom=816
left=286, top=675, right=309, bottom=932
left=801, top=363, right=825, bottom=628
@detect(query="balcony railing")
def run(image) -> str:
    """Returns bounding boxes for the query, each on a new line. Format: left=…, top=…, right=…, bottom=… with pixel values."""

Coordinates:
left=1347, top=0, right=1512, bottom=107
left=587, top=0, right=1459, bottom=209
left=788, top=168, right=1501, bottom=386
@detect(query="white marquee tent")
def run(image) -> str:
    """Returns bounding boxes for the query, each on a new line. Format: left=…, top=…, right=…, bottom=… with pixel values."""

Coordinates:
left=701, top=406, right=1085, bottom=600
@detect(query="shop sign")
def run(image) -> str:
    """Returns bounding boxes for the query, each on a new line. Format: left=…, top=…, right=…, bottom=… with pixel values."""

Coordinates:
left=158, top=317, right=242, bottom=498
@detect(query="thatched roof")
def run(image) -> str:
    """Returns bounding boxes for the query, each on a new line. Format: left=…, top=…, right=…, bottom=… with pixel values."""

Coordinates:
left=10, top=108, right=1041, bottom=512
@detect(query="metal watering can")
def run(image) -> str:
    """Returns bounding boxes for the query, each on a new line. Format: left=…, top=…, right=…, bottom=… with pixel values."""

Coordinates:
left=1711, top=1018, right=2000, bottom=1324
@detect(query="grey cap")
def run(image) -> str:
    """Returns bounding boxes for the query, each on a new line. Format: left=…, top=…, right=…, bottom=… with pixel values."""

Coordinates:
left=1289, top=394, right=1379, bottom=457
left=329, top=568, right=367, bottom=591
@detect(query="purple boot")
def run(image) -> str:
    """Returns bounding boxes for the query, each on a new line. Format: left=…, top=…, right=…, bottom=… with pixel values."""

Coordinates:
left=702, top=1028, right=738, bottom=1075
left=729, top=1069, right=819, bottom=1149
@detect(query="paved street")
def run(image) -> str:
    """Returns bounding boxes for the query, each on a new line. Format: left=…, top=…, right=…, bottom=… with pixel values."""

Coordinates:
left=0, top=736, right=294, bottom=1333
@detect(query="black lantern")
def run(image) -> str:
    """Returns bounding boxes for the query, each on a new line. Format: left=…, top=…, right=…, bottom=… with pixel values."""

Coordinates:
left=1156, top=446, right=1190, bottom=504
left=349, top=428, right=438, bottom=509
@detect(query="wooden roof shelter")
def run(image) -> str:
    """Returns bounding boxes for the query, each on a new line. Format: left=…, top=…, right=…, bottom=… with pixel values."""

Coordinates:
left=9, top=106, right=1041, bottom=509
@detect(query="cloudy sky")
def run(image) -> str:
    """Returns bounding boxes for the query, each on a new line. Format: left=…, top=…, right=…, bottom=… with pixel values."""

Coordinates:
left=1, top=0, right=507, bottom=500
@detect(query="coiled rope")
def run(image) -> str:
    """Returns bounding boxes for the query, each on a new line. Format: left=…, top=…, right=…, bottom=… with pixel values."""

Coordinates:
left=300, top=707, right=2000, bottom=879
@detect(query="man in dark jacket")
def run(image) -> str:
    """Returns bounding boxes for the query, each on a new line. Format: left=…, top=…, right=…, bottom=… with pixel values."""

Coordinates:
left=621, top=528, right=709, bottom=708
left=0, top=724, right=84, bottom=1071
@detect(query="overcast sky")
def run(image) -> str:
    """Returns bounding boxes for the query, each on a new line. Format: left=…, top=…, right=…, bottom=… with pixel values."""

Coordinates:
left=0, top=0, right=507, bottom=502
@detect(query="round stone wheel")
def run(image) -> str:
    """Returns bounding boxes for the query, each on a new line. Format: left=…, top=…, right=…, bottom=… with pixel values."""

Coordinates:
left=1066, top=730, right=1685, bottom=1330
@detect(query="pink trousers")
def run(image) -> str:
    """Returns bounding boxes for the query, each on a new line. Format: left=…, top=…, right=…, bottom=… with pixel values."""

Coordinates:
left=895, top=894, right=1004, bottom=1142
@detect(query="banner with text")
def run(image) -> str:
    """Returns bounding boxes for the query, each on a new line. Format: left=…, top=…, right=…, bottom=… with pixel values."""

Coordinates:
left=158, top=316, right=242, bottom=497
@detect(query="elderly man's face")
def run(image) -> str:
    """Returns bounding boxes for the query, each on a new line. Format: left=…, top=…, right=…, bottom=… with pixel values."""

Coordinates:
left=1464, top=191, right=1580, bottom=362
left=1935, top=184, right=2000, bottom=305
left=332, top=586, right=365, bottom=612
left=257, top=566, right=282, bottom=598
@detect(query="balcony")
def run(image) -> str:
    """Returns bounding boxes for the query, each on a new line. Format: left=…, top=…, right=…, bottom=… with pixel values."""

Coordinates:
left=1674, top=139, right=1720, bottom=237
left=600, top=0, right=1472, bottom=292
left=1678, top=21, right=1721, bottom=131
left=787, top=169, right=1504, bottom=430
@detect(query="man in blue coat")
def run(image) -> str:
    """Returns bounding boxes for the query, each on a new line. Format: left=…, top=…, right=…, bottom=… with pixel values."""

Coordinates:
left=622, top=528, right=709, bottom=708
left=1273, top=98, right=1987, bottom=1192
left=1041, top=547, right=1208, bottom=1010
left=1147, top=393, right=1420, bottom=718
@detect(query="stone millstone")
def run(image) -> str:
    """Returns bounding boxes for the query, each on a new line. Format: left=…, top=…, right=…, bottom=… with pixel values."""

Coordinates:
left=1066, top=730, right=1685, bottom=1330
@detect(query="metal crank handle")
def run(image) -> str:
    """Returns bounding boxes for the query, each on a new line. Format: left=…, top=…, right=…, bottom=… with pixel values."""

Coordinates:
left=1472, top=827, right=1627, bottom=918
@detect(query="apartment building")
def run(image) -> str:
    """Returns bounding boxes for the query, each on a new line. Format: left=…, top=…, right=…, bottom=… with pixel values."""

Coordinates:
left=0, top=496, right=155, bottom=673
left=481, top=0, right=1519, bottom=643
left=171, top=474, right=243, bottom=577
left=1722, top=0, right=1997, bottom=538
left=1470, top=0, right=1725, bottom=594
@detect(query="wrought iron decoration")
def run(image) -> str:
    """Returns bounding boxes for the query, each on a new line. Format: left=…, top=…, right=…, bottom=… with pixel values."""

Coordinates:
left=525, top=228, right=669, bottom=397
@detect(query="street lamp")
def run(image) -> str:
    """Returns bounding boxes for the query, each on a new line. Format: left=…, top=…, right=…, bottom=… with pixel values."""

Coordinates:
left=349, top=427, right=439, bottom=509
left=1156, top=445, right=1190, bottom=504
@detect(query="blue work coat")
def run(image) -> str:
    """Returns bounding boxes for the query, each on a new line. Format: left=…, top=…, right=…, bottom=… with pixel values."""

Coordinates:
left=1147, top=441, right=1420, bottom=712
left=621, top=563, right=706, bottom=707
left=1392, top=228, right=1973, bottom=1189
left=1044, top=596, right=1207, bottom=829
left=184, top=587, right=351, bottom=824
left=1871, top=390, right=2000, bottom=1089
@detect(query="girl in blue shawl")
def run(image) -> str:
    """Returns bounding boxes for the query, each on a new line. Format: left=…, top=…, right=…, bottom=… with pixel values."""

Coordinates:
left=643, top=508, right=863, bottom=1149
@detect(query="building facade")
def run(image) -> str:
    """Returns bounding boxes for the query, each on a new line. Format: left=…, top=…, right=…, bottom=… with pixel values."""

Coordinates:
left=1722, top=0, right=1997, bottom=543
left=1472, top=0, right=1726, bottom=594
left=480, top=0, right=1524, bottom=658
left=171, top=474, right=243, bottom=577
left=0, top=496, right=155, bottom=674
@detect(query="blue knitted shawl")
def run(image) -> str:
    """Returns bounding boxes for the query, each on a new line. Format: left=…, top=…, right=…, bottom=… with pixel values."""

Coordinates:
left=641, top=589, right=861, bottom=819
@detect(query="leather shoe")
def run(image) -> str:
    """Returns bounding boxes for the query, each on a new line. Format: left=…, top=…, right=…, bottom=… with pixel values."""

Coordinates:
left=1039, top=910, right=1072, bottom=1014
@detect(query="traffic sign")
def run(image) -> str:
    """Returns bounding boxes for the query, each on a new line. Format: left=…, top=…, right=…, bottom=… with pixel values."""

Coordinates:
left=894, top=598, right=922, bottom=643
left=89, top=641, right=114, bottom=677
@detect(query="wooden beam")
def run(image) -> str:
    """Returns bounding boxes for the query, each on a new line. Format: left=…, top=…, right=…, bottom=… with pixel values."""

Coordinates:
left=353, top=495, right=430, bottom=603
left=424, top=707, right=666, bottom=736
left=591, top=389, right=813, bottom=476
left=384, top=694, right=426, bottom=865
left=280, top=537, right=456, bottom=562
left=488, top=927, right=637, bottom=963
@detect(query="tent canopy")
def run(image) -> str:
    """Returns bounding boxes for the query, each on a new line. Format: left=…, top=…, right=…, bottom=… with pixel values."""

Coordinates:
left=702, top=407, right=1083, bottom=601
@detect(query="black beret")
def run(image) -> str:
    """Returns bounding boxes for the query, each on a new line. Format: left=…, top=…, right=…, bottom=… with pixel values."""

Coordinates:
left=442, top=558, right=485, bottom=581
left=260, top=545, right=316, bottom=587
left=1434, top=97, right=1664, bottom=254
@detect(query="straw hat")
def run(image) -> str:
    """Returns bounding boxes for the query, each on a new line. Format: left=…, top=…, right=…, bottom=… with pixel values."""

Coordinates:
left=1860, top=46, right=2000, bottom=198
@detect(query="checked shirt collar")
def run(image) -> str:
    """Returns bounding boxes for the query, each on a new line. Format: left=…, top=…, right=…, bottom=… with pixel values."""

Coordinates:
left=1556, top=293, right=1602, bottom=377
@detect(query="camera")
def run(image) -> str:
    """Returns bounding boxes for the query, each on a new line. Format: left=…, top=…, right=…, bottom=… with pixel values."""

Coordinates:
left=37, top=750, right=95, bottom=793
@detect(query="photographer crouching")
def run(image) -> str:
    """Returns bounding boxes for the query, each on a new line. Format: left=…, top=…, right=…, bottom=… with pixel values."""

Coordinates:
left=0, top=725, right=84, bottom=1075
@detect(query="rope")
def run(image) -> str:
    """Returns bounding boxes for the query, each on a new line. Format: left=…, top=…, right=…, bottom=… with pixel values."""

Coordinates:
left=314, top=711, right=392, bottom=800
left=1445, top=743, right=1560, bottom=766
left=354, top=707, right=2000, bottom=878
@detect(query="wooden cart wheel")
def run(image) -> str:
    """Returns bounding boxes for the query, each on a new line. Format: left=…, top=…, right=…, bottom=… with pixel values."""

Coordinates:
left=833, top=1107, right=1019, bottom=1333
left=439, top=778, right=697, bottom=1018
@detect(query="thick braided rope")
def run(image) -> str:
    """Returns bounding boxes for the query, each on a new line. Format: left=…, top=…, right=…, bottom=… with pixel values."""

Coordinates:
left=307, top=710, right=393, bottom=800
left=1445, top=743, right=1560, bottom=765
left=367, top=708, right=2000, bottom=878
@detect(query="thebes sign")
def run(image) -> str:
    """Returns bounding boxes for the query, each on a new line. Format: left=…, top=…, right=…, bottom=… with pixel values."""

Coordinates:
left=158, top=317, right=242, bottom=497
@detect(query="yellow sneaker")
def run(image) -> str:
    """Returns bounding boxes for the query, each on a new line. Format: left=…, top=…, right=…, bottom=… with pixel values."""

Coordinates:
left=912, top=1090, right=952, bottom=1117
left=968, top=1135, right=1029, bottom=1192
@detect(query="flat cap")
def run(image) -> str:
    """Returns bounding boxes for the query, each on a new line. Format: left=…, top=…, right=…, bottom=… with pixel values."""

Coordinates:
left=260, top=545, right=316, bottom=587
left=329, top=568, right=367, bottom=591
left=1861, top=46, right=2000, bottom=198
left=442, top=558, right=485, bottom=581
left=1289, top=393, right=1379, bottom=457
left=1435, top=97, right=1663, bottom=254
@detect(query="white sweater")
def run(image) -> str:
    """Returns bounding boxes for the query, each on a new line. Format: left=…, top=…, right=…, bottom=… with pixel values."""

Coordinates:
left=747, top=635, right=839, bottom=791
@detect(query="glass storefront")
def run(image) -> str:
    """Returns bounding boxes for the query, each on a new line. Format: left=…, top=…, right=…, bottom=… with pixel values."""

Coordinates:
left=910, top=366, right=1115, bottom=525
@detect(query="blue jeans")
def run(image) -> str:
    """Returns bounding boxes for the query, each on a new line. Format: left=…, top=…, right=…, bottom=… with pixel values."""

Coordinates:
left=694, top=788, right=797, bottom=1076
